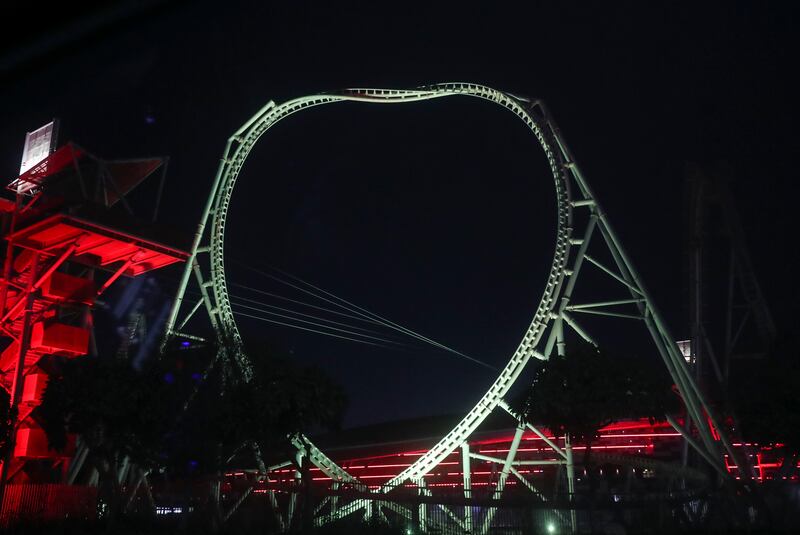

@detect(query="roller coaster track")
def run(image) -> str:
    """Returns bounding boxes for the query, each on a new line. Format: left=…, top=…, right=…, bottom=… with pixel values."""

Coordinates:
left=164, top=84, right=736, bottom=532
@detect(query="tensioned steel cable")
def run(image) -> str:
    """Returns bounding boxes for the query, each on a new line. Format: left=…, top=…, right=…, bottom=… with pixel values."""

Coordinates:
left=228, top=293, right=487, bottom=358
left=187, top=287, right=405, bottom=343
left=264, top=263, right=478, bottom=356
left=164, top=247, right=497, bottom=367
left=190, top=286, right=442, bottom=353
left=233, top=310, right=413, bottom=350
left=229, top=295, right=392, bottom=337
left=230, top=258, right=497, bottom=370
left=228, top=301, right=412, bottom=347
left=229, top=282, right=385, bottom=326
left=231, top=303, right=464, bottom=353
left=228, top=292, right=492, bottom=364
left=159, top=272, right=384, bottom=329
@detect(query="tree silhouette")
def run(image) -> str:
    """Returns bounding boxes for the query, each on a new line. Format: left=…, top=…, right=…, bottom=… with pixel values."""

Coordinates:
left=161, top=342, right=347, bottom=529
left=38, top=339, right=347, bottom=527
left=731, top=345, right=800, bottom=475
left=516, top=342, right=678, bottom=447
left=37, top=352, right=180, bottom=520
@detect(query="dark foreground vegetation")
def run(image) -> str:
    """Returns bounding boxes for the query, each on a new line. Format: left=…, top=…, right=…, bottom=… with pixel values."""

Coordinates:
left=2, top=516, right=800, bottom=535
left=2, top=340, right=799, bottom=533
left=0, top=517, right=405, bottom=535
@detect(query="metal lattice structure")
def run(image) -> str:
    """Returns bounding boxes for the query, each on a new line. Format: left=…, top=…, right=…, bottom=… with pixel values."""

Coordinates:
left=163, top=84, right=738, bottom=532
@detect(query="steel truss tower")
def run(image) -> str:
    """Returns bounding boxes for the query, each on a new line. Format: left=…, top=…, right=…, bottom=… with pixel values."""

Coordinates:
left=686, top=164, right=776, bottom=388
left=164, top=84, right=738, bottom=533
left=0, top=138, right=187, bottom=515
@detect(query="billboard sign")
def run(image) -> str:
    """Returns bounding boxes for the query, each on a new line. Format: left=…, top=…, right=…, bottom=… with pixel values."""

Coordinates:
left=16, top=120, right=58, bottom=193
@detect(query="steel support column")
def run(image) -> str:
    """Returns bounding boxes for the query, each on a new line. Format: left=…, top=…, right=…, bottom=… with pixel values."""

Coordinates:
left=564, top=433, right=576, bottom=533
left=461, top=442, right=472, bottom=533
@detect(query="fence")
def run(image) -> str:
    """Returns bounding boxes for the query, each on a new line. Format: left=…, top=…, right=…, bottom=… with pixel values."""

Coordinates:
left=0, top=483, right=97, bottom=526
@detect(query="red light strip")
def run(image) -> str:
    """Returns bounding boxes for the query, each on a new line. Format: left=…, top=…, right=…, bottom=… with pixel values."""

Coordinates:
left=257, top=427, right=791, bottom=487
left=479, top=444, right=654, bottom=455
left=599, top=433, right=681, bottom=439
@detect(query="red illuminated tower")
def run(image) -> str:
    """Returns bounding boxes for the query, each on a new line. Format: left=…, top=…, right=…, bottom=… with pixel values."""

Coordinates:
left=0, top=121, right=187, bottom=511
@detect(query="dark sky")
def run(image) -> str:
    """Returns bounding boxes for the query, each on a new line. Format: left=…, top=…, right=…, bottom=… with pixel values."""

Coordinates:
left=1, top=1, right=798, bottom=427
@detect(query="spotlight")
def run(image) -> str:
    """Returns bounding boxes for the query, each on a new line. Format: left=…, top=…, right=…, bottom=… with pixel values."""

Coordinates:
left=546, top=522, right=556, bottom=534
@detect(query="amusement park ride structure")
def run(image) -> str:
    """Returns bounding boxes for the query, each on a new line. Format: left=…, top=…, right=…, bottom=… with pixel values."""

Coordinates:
left=163, top=84, right=753, bottom=532
left=685, top=163, right=777, bottom=390
left=0, top=124, right=187, bottom=495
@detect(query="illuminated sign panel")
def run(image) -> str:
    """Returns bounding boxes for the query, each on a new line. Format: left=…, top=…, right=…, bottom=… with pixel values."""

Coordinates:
left=16, top=120, right=58, bottom=193
left=676, top=339, right=692, bottom=364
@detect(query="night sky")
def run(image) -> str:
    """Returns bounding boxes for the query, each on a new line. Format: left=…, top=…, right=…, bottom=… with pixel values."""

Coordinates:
left=1, top=2, right=798, bottom=428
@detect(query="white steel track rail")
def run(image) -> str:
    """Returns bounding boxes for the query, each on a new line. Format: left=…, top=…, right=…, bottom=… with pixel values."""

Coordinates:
left=163, top=84, right=730, bottom=533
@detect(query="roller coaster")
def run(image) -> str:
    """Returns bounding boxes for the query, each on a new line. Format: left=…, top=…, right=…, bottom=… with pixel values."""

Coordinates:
left=163, top=83, right=748, bottom=533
